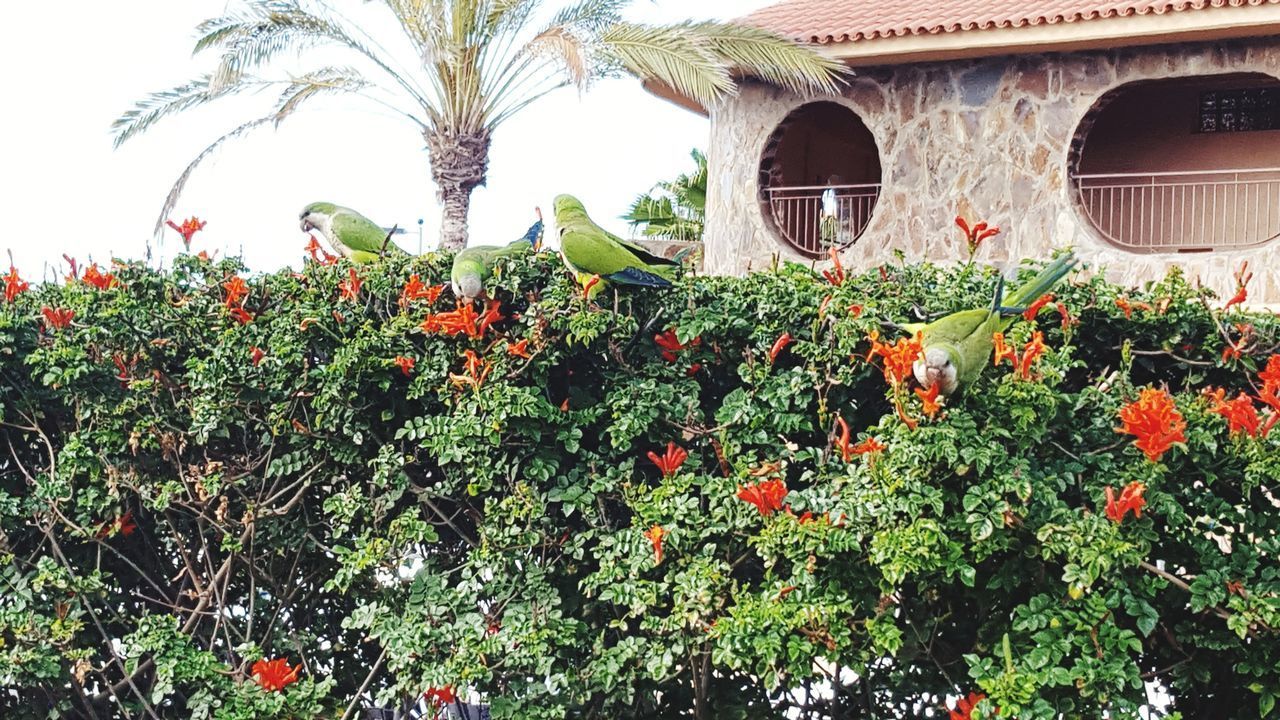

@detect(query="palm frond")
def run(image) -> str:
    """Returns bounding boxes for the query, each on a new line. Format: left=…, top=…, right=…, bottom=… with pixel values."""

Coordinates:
left=524, top=26, right=590, bottom=91
left=153, top=117, right=275, bottom=237
left=683, top=22, right=848, bottom=97
left=550, top=0, right=627, bottom=36
left=598, top=22, right=734, bottom=109
left=201, top=5, right=347, bottom=89
left=191, top=1, right=306, bottom=53
left=274, top=66, right=373, bottom=125
left=111, top=76, right=254, bottom=148
left=624, top=148, right=707, bottom=242
left=487, top=0, right=540, bottom=34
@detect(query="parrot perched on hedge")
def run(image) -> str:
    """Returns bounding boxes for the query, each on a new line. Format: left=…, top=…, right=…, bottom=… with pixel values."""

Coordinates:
left=450, top=210, right=545, bottom=301
left=299, top=202, right=406, bottom=263
left=553, top=194, right=680, bottom=296
left=906, top=252, right=1078, bottom=396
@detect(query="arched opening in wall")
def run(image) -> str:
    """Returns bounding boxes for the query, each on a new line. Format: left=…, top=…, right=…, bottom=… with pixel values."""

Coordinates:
left=1071, top=73, right=1280, bottom=253
left=758, top=102, right=882, bottom=257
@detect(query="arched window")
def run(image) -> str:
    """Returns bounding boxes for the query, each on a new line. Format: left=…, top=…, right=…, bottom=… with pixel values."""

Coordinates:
left=759, top=102, right=882, bottom=257
left=1071, top=73, right=1280, bottom=252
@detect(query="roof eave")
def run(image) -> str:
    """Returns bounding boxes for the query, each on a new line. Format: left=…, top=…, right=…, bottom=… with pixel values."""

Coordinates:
left=645, top=5, right=1280, bottom=114
left=821, top=4, right=1280, bottom=65
left=641, top=78, right=710, bottom=116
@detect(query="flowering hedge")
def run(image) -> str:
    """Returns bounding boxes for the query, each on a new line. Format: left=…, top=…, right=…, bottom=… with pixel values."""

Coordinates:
left=1, top=246, right=1278, bottom=719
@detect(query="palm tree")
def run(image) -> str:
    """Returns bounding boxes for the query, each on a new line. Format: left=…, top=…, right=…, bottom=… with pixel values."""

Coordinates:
left=624, top=148, right=706, bottom=243
left=112, top=0, right=846, bottom=250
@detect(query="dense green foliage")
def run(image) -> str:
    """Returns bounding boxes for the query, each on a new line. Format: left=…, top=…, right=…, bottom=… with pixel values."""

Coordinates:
left=1, top=249, right=1278, bottom=719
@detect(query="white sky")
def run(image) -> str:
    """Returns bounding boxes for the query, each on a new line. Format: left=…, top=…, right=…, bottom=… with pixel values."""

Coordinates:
left=0, top=0, right=775, bottom=276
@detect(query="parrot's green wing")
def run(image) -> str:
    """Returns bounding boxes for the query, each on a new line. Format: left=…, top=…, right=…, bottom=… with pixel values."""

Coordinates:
left=332, top=211, right=404, bottom=256
left=918, top=309, right=994, bottom=346
left=561, top=228, right=676, bottom=287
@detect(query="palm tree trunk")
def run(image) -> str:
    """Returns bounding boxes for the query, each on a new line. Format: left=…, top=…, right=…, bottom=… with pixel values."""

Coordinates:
left=438, top=185, right=472, bottom=252
left=426, top=128, right=491, bottom=251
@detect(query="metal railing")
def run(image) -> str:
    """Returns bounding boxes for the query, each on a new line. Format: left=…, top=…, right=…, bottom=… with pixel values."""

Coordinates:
left=1074, top=168, right=1280, bottom=252
left=764, top=183, right=881, bottom=255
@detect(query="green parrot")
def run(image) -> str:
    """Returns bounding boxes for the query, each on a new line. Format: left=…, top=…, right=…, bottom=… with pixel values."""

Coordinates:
left=450, top=209, right=545, bottom=301
left=553, top=194, right=680, bottom=296
left=299, top=202, right=406, bottom=263
left=905, top=252, right=1078, bottom=395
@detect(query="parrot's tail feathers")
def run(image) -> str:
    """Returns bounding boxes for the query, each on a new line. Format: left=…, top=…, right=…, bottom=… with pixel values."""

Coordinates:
left=891, top=321, right=927, bottom=336
left=519, top=219, right=545, bottom=252
left=1005, top=252, right=1078, bottom=309
left=989, top=274, right=1006, bottom=316
left=607, top=267, right=673, bottom=288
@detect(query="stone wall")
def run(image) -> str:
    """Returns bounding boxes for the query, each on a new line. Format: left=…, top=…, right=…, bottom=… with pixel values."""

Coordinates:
left=703, top=38, right=1280, bottom=305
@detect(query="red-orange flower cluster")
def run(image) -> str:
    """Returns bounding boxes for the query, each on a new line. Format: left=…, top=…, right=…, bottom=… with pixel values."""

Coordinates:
left=82, top=263, right=118, bottom=291
left=956, top=217, right=1000, bottom=254
left=915, top=383, right=943, bottom=417
left=1115, top=296, right=1153, bottom=319
left=643, top=524, right=665, bottom=566
left=95, top=510, right=137, bottom=539
left=400, top=274, right=444, bottom=307
left=422, top=301, right=503, bottom=339
left=252, top=657, right=300, bottom=692
left=304, top=235, right=339, bottom=265
left=165, top=217, right=207, bottom=248
left=223, top=276, right=248, bottom=308
left=1221, top=323, right=1255, bottom=363
left=852, top=437, right=887, bottom=457
left=647, top=442, right=688, bottom=478
left=1206, top=389, right=1261, bottom=437
left=41, top=307, right=75, bottom=331
left=394, top=355, right=415, bottom=377
left=866, top=331, right=923, bottom=387
left=1262, top=354, right=1280, bottom=390
left=1022, top=293, right=1055, bottom=322
left=992, top=331, right=1048, bottom=380
left=338, top=268, right=362, bottom=302
left=1260, top=356, right=1280, bottom=435
left=833, top=416, right=853, bottom=462
left=222, top=275, right=253, bottom=324
left=113, top=353, right=134, bottom=388
left=1018, top=331, right=1047, bottom=379
left=654, top=328, right=700, bottom=363
left=250, top=347, right=265, bottom=367
left=1224, top=260, right=1252, bottom=310
left=1104, top=482, right=1146, bottom=523
left=949, top=692, right=989, bottom=720
left=1055, top=301, right=1077, bottom=332
left=822, top=247, right=846, bottom=286
left=736, top=478, right=787, bottom=517
left=769, top=332, right=793, bottom=364
left=424, top=686, right=456, bottom=706
left=449, top=350, right=490, bottom=390
left=1117, top=388, right=1186, bottom=463
left=507, top=338, right=532, bottom=359
left=4, top=266, right=29, bottom=303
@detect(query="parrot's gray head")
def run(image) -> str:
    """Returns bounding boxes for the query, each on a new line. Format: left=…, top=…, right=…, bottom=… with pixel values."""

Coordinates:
left=914, top=346, right=959, bottom=396
left=299, top=202, right=337, bottom=233
left=452, top=274, right=484, bottom=302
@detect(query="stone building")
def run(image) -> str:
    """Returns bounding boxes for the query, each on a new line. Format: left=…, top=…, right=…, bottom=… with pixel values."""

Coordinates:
left=648, top=0, right=1280, bottom=303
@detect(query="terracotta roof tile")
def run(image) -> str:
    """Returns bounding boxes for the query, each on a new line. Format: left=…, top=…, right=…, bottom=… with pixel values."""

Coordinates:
left=741, top=0, right=1280, bottom=44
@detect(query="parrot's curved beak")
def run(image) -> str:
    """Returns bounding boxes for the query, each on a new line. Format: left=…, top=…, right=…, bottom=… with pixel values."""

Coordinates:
left=924, top=366, right=941, bottom=389
left=300, top=216, right=315, bottom=233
